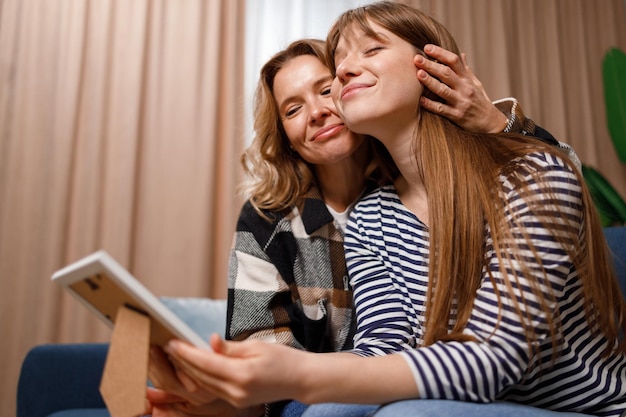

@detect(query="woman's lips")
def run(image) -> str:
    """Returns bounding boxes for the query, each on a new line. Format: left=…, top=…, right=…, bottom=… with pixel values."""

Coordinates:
left=341, top=83, right=369, bottom=101
left=311, top=124, right=346, bottom=142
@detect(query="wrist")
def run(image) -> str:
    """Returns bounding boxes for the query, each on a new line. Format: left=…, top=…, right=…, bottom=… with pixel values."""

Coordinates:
left=492, top=97, right=526, bottom=134
left=492, top=111, right=509, bottom=133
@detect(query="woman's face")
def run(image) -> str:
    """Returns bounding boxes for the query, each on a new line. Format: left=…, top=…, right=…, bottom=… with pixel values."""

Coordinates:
left=273, top=54, right=364, bottom=166
left=331, top=21, right=423, bottom=142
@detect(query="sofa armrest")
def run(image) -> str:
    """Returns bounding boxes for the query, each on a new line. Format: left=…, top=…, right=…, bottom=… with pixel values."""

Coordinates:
left=16, top=298, right=227, bottom=417
left=604, top=226, right=626, bottom=298
left=17, top=343, right=109, bottom=417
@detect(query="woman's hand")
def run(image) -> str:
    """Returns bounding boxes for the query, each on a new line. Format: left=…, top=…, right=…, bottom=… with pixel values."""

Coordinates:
left=163, top=334, right=417, bottom=408
left=415, top=44, right=508, bottom=133
left=150, top=346, right=218, bottom=406
left=149, top=345, right=264, bottom=416
left=145, top=387, right=192, bottom=417
left=163, top=334, right=309, bottom=408
left=146, top=386, right=263, bottom=417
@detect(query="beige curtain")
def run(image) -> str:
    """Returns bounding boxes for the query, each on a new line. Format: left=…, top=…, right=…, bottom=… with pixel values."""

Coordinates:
left=2, top=0, right=626, bottom=416
left=0, top=0, right=245, bottom=415
left=402, top=0, right=626, bottom=197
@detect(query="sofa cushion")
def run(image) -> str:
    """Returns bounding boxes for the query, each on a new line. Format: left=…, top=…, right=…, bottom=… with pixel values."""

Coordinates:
left=160, top=297, right=227, bottom=341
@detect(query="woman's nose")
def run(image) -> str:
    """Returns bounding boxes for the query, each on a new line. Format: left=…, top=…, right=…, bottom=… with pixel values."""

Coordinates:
left=310, top=102, right=331, bottom=123
left=335, top=56, right=359, bottom=82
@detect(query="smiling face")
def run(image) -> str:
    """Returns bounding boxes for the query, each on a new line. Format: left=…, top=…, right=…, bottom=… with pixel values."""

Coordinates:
left=273, top=54, right=365, bottom=166
left=331, top=21, right=423, bottom=144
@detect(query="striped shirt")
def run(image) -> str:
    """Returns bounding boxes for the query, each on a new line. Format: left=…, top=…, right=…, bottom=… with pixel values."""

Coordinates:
left=344, top=152, right=626, bottom=416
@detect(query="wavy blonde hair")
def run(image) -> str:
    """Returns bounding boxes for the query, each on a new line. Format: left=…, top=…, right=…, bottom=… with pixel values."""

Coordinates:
left=327, top=1, right=626, bottom=357
left=242, top=39, right=396, bottom=216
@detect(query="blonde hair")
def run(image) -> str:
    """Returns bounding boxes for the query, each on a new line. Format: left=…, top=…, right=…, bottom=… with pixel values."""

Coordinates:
left=327, top=1, right=626, bottom=356
left=242, top=39, right=396, bottom=216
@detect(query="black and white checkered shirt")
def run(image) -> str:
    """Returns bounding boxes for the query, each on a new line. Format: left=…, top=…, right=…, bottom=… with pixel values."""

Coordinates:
left=226, top=185, right=357, bottom=353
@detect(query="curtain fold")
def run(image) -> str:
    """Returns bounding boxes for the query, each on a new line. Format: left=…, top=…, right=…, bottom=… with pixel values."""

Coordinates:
left=1, top=1, right=625, bottom=416
left=0, top=1, right=245, bottom=415
left=403, top=0, right=626, bottom=196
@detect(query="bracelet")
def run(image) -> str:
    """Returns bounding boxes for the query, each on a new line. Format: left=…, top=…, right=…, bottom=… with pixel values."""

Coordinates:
left=503, top=100, right=518, bottom=133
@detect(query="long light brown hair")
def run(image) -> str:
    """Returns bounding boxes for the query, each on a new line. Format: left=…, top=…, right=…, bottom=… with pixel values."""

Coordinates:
left=242, top=39, right=395, bottom=215
left=327, top=1, right=626, bottom=356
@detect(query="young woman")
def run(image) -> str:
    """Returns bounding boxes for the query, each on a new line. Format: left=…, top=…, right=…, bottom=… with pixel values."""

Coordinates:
left=322, top=2, right=626, bottom=415
left=148, top=18, right=588, bottom=416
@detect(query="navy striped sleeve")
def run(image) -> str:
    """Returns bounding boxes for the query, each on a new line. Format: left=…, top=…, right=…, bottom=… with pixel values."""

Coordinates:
left=344, top=152, right=626, bottom=415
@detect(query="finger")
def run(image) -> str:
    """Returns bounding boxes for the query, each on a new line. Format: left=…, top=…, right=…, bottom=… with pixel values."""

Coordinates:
left=167, top=338, right=237, bottom=368
left=150, top=346, right=193, bottom=399
left=417, top=69, right=455, bottom=102
left=152, top=403, right=186, bottom=417
left=162, top=352, right=199, bottom=389
left=143, top=398, right=154, bottom=416
left=166, top=356, right=234, bottom=408
left=152, top=345, right=219, bottom=405
left=210, top=336, right=248, bottom=358
left=173, top=363, right=200, bottom=393
left=150, top=346, right=176, bottom=386
left=151, top=345, right=178, bottom=372
left=419, top=95, right=459, bottom=120
left=167, top=350, right=232, bottom=402
left=166, top=340, right=242, bottom=402
left=461, top=52, right=470, bottom=70
left=173, top=357, right=240, bottom=407
left=147, top=387, right=185, bottom=404
left=414, top=54, right=458, bottom=89
left=209, top=333, right=227, bottom=353
left=168, top=345, right=224, bottom=386
left=423, top=44, right=465, bottom=74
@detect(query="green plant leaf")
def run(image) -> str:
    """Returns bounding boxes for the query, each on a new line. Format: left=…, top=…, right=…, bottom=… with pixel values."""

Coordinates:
left=582, top=164, right=626, bottom=226
left=602, top=47, right=626, bottom=163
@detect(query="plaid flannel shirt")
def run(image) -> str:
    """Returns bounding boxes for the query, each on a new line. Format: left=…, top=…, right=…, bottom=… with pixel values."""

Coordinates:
left=226, top=185, right=356, bottom=353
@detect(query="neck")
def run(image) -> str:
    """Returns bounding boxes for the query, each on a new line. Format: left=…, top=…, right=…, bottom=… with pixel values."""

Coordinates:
left=380, top=126, right=429, bottom=224
left=315, top=143, right=369, bottom=212
left=377, top=121, right=422, bottom=187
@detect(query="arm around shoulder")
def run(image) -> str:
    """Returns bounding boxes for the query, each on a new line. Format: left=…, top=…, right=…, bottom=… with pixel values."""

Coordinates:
left=493, top=97, right=581, bottom=171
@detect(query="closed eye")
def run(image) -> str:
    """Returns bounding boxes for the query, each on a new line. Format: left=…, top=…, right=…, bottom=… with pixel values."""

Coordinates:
left=284, top=105, right=302, bottom=118
left=365, top=46, right=384, bottom=55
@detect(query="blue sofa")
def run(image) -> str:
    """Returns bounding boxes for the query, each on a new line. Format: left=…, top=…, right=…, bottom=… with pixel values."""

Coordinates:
left=17, top=298, right=227, bottom=417
left=17, top=228, right=626, bottom=417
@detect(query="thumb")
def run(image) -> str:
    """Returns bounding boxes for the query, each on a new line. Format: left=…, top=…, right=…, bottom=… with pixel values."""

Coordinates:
left=209, top=333, right=228, bottom=353
left=209, top=333, right=250, bottom=358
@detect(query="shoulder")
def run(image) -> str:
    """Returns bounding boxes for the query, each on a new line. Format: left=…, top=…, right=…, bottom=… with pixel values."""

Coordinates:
left=351, top=185, right=400, bottom=221
left=350, top=185, right=404, bottom=231
left=354, top=185, right=399, bottom=208
left=237, top=200, right=285, bottom=229
left=503, top=151, right=578, bottom=184
left=499, top=151, right=583, bottom=209
left=235, top=200, right=294, bottom=249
